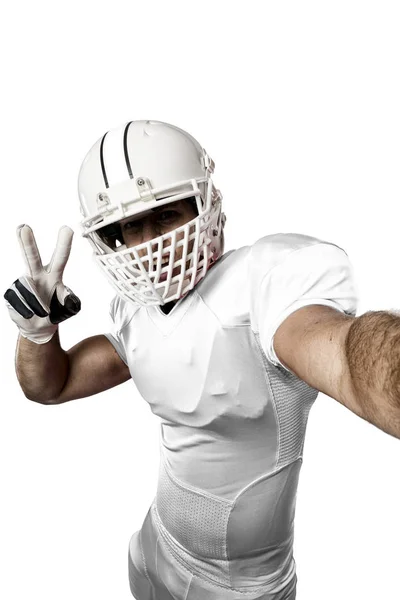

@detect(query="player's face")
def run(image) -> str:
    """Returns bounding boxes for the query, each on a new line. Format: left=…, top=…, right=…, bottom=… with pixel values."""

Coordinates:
left=120, top=198, right=198, bottom=272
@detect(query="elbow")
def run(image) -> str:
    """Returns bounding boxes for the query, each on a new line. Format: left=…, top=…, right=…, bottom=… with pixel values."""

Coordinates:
left=24, top=391, right=58, bottom=405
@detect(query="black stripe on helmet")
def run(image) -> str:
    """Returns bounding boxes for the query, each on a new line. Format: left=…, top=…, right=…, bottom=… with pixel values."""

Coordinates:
left=100, top=132, right=109, bottom=189
left=123, top=121, right=134, bottom=179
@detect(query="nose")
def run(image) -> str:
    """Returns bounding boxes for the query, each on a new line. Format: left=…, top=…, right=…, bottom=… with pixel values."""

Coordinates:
left=141, top=220, right=158, bottom=244
left=135, top=218, right=162, bottom=259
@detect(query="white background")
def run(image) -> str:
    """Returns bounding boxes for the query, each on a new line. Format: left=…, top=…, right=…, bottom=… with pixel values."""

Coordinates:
left=1, top=1, right=399, bottom=598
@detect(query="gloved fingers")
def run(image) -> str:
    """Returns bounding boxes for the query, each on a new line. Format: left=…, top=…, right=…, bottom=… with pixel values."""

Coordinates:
left=4, top=289, right=34, bottom=319
left=49, top=282, right=81, bottom=324
left=47, top=226, right=74, bottom=278
left=4, top=276, right=48, bottom=319
left=16, top=225, right=44, bottom=278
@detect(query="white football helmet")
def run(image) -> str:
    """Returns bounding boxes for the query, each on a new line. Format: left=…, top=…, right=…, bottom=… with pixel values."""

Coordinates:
left=78, top=120, right=226, bottom=307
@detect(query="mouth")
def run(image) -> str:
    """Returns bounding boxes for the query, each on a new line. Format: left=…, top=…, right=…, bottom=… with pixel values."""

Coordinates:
left=158, top=261, right=182, bottom=283
left=157, top=260, right=169, bottom=282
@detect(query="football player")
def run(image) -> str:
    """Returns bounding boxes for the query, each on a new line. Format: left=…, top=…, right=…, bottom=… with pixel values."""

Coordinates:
left=5, top=120, right=400, bottom=600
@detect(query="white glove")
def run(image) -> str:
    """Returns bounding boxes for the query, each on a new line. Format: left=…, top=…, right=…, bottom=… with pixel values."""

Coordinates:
left=4, top=224, right=81, bottom=344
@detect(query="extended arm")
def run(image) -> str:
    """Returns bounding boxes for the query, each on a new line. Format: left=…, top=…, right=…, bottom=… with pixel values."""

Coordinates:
left=345, top=310, right=400, bottom=438
left=273, top=305, right=400, bottom=439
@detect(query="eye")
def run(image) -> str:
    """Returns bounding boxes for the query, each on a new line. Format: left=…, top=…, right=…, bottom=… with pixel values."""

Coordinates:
left=158, top=210, right=178, bottom=222
left=122, top=219, right=142, bottom=231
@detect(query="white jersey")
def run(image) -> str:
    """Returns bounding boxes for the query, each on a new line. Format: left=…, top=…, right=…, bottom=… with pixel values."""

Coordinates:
left=105, top=232, right=358, bottom=599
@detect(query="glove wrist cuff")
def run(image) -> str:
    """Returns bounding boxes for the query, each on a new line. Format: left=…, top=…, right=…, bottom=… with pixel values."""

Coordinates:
left=19, top=324, right=58, bottom=345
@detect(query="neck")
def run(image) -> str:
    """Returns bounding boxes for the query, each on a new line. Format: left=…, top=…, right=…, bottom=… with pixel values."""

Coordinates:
left=160, top=300, right=176, bottom=314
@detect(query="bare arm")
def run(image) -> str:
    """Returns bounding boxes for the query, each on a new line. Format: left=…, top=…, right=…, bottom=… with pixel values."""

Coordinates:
left=345, top=310, right=400, bottom=438
left=16, top=330, right=131, bottom=405
left=274, top=306, right=400, bottom=439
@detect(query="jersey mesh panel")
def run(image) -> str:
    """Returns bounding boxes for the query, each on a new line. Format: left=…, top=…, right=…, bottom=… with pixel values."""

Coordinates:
left=156, top=456, right=231, bottom=560
left=152, top=503, right=233, bottom=587
left=254, top=333, right=319, bottom=468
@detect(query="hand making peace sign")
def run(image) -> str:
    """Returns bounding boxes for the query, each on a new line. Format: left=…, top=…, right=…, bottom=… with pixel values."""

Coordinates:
left=4, top=225, right=81, bottom=344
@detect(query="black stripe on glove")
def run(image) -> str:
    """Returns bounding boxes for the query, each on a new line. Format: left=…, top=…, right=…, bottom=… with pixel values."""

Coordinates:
left=49, top=289, right=81, bottom=324
left=4, top=288, right=34, bottom=318
left=14, top=279, right=48, bottom=317
left=4, top=279, right=81, bottom=324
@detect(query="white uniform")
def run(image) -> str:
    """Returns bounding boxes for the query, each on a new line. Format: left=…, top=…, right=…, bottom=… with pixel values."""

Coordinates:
left=104, top=232, right=358, bottom=600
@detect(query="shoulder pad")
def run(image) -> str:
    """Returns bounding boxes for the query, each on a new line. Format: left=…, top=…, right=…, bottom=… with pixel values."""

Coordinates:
left=109, top=293, right=140, bottom=332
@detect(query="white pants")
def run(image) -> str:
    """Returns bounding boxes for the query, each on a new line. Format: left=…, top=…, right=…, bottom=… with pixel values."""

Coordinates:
left=128, top=501, right=297, bottom=600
